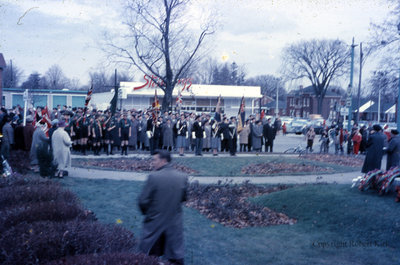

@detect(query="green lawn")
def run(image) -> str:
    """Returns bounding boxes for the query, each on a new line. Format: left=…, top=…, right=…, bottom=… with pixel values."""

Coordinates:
left=59, top=177, right=400, bottom=265
left=72, top=155, right=358, bottom=176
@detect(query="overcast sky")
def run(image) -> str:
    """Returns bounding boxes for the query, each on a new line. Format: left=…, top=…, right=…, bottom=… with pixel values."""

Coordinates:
left=0, top=0, right=392, bottom=88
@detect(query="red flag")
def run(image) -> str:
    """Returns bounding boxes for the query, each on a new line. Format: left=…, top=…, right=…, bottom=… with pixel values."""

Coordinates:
left=260, top=109, right=265, bottom=121
left=84, top=84, right=93, bottom=111
left=152, top=89, right=160, bottom=122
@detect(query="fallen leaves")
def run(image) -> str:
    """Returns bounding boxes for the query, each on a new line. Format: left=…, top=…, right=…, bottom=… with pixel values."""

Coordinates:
left=186, top=181, right=297, bottom=228
left=300, top=154, right=364, bottom=167
left=73, top=157, right=197, bottom=174
left=242, top=162, right=333, bottom=175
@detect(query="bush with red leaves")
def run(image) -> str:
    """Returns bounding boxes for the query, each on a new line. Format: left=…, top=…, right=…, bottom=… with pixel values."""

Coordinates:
left=0, top=200, right=95, bottom=232
left=8, top=149, right=31, bottom=174
left=0, top=173, right=52, bottom=188
left=0, top=182, right=79, bottom=210
left=46, top=252, right=169, bottom=265
left=0, top=220, right=136, bottom=265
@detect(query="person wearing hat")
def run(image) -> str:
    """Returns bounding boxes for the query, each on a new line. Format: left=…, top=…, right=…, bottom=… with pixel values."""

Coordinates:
left=52, top=120, right=72, bottom=178
left=48, top=119, right=59, bottom=151
left=361, top=124, right=387, bottom=173
left=386, top=129, right=400, bottom=170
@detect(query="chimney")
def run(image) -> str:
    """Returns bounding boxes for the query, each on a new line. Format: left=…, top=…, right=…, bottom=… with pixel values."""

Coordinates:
left=0, top=53, right=6, bottom=107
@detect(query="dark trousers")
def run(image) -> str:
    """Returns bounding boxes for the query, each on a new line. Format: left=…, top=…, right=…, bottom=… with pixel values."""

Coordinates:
left=265, top=138, right=273, bottom=152
left=149, top=232, right=184, bottom=265
left=195, top=138, right=203, bottom=155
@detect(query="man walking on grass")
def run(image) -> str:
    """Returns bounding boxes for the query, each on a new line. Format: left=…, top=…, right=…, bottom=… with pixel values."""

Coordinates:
left=138, top=150, right=188, bottom=264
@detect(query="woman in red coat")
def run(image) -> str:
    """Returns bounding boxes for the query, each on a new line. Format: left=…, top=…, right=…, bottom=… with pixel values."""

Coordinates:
left=352, top=129, right=362, bottom=155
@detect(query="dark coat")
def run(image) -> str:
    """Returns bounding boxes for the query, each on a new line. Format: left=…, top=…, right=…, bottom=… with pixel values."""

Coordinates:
left=263, top=123, right=275, bottom=141
left=138, top=164, right=188, bottom=260
left=192, top=120, right=204, bottom=138
left=362, top=132, right=386, bottom=173
left=219, top=122, right=231, bottom=140
left=386, top=135, right=400, bottom=170
left=23, top=123, right=35, bottom=151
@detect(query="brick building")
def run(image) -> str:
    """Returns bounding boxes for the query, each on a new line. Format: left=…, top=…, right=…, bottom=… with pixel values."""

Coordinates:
left=286, top=86, right=343, bottom=120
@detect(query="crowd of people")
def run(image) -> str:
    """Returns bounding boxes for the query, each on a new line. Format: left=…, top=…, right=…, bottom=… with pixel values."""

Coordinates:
left=303, top=121, right=400, bottom=172
left=1, top=103, right=400, bottom=177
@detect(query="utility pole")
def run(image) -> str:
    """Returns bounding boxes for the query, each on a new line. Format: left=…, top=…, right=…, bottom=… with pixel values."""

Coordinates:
left=347, top=38, right=356, bottom=131
left=356, top=43, right=363, bottom=125
left=275, top=80, right=279, bottom=117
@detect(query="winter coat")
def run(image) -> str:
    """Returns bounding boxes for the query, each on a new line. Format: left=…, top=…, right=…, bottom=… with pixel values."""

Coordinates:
left=252, top=124, right=263, bottom=150
left=361, top=131, right=386, bottom=173
left=162, top=123, right=174, bottom=147
left=386, top=135, right=400, bottom=170
left=129, top=119, right=139, bottom=146
left=239, top=125, right=250, bottom=144
left=30, top=127, right=49, bottom=165
left=52, top=127, right=72, bottom=170
left=138, top=164, right=188, bottom=260
left=203, top=124, right=211, bottom=149
left=23, top=123, right=35, bottom=151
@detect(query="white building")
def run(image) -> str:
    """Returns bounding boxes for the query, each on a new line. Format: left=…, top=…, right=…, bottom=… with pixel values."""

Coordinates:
left=92, top=81, right=262, bottom=117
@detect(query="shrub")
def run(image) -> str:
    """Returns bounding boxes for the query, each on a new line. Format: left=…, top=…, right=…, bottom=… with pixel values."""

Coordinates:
left=0, top=201, right=95, bottom=232
left=0, top=183, right=79, bottom=210
left=46, top=252, right=169, bottom=265
left=8, top=149, right=31, bottom=174
left=0, top=220, right=136, bottom=265
left=0, top=173, right=52, bottom=188
left=37, top=145, right=57, bottom=177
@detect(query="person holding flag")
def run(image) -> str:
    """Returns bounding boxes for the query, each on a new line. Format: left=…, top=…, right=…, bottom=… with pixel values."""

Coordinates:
left=148, top=89, right=160, bottom=155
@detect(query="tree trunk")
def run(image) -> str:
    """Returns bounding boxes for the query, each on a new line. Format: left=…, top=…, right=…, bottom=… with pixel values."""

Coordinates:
left=317, top=96, right=323, bottom=115
left=161, top=85, right=173, bottom=113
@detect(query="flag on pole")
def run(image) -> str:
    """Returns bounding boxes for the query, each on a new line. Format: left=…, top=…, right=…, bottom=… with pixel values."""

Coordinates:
left=260, top=109, right=265, bottom=121
left=84, top=84, right=93, bottom=112
left=237, top=96, right=245, bottom=133
left=215, top=95, right=222, bottom=122
left=152, top=89, right=160, bottom=122
left=110, top=84, right=118, bottom=116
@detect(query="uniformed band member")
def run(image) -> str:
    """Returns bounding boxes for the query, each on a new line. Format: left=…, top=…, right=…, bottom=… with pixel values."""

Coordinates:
left=119, top=113, right=131, bottom=155
left=91, top=115, right=102, bottom=155
left=176, top=114, right=188, bottom=156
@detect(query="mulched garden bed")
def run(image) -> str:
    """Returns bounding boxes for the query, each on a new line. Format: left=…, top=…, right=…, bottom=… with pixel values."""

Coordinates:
left=242, top=162, right=333, bottom=175
left=73, top=157, right=197, bottom=174
left=186, top=181, right=296, bottom=228
left=300, top=154, right=364, bottom=167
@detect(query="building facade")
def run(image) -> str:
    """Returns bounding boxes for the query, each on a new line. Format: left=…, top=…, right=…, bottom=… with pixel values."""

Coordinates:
left=3, top=88, right=87, bottom=109
left=92, top=81, right=262, bottom=117
left=286, top=86, right=343, bottom=120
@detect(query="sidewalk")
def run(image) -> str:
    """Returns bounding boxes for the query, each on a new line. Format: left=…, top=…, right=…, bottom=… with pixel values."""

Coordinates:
left=68, top=165, right=361, bottom=185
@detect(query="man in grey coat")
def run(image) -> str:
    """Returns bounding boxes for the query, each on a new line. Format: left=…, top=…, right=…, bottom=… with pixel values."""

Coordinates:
left=386, top=129, right=400, bottom=170
left=138, top=150, right=188, bottom=264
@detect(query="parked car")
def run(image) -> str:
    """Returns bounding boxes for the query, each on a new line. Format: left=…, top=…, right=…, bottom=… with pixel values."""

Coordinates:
left=287, top=119, right=308, bottom=134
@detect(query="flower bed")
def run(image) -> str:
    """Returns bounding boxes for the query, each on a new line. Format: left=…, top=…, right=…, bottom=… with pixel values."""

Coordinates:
left=300, top=154, right=364, bottom=167
left=186, top=181, right=296, bottom=228
left=241, top=162, right=333, bottom=175
left=74, top=157, right=197, bottom=174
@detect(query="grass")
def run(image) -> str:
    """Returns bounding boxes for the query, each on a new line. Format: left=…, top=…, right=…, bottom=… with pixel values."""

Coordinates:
left=72, top=155, right=358, bottom=176
left=59, top=177, right=400, bottom=265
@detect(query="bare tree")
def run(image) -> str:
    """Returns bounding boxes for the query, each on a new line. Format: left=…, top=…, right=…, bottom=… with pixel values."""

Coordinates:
left=281, top=39, right=350, bottom=114
left=104, top=0, right=215, bottom=112
left=244, top=75, right=286, bottom=98
left=45, top=64, right=70, bottom=90
left=3, top=62, right=23, bottom=88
